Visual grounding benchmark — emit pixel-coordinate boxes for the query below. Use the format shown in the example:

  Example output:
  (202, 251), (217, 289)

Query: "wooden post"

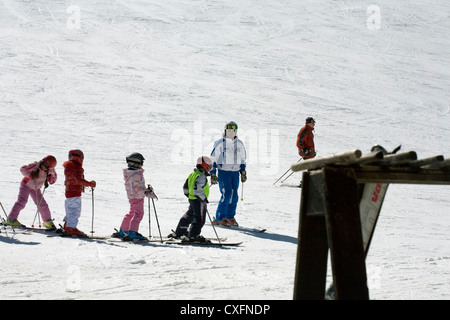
(294, 171), (329, 300)
(292, 149), (450, 300)
(323, 167), (369, 299)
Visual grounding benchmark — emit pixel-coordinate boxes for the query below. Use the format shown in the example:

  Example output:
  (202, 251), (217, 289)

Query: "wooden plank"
(354, 167), (450, 184)
(376, 151), (417, 165)
(323, 167), (369, 300)
(291, 150), (362, 172)
(405, 155), (444, 168)
(351, 151), (384, 165)
(422, 158), (450, 170)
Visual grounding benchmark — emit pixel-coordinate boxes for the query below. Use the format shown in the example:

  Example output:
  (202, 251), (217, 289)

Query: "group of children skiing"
(2, 121), (252, 242)
(4, 150), (97, 237)
(3, 118), (315, 242)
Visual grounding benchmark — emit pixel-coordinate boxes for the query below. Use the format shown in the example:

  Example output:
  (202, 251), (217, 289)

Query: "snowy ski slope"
(0, 0), (449, 300)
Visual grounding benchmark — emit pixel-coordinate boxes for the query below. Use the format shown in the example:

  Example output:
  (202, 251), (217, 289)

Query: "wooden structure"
(291, 149), (450, 300)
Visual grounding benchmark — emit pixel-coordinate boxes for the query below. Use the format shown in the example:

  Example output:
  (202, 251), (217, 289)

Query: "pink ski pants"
(120, 198), (144, 232)
(8, 183), (52, 222)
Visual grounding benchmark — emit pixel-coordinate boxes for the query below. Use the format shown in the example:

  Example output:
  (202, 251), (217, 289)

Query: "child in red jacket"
(62, 149), (96, 236)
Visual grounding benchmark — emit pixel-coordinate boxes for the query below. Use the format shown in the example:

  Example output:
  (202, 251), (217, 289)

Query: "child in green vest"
(169, 156), (213, 242)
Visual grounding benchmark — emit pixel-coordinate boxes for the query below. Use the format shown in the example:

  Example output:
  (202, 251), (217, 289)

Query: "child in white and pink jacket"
(7, 156), (58, 230)
(118, 152), (156, 240)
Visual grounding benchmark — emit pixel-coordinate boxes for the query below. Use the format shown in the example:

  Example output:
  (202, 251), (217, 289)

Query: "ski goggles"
(225, 124), (238, 130)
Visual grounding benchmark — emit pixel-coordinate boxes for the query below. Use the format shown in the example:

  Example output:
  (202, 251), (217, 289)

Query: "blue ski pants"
(215, 170), (240, 221)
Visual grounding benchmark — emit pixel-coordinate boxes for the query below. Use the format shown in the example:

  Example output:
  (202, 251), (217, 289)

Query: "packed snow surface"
(0, 0), (449, 300)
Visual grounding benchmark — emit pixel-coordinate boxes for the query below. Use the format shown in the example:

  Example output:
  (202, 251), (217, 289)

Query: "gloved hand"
(31, 169), (40, 179)
(303, 149), (316, 157)
(210, 174), (218, 185)
(145, 186), (157, 199)
(240, 171), (247, 182)
(88, 181), (96, 188)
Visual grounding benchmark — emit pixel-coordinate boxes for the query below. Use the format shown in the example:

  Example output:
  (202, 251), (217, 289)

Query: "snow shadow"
(0, 235), (40, 246)
(250, 231), (297, 244)
(220, 228), (297, 244)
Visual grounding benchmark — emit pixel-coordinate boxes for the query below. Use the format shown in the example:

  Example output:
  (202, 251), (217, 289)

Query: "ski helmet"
(126, 152), (145, 169)
(41, 155), (57, 168)
(224, 121), (238, 131)
(69, 149), (84, 160)
(68, 149), (84, 165)
(305, 117), (315, 124)
(196, 156), (213, 173)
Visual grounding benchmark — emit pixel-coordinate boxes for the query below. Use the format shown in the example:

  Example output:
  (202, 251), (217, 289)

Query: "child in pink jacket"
(118, 152), (156, 240)
(7, 156), (58, 230)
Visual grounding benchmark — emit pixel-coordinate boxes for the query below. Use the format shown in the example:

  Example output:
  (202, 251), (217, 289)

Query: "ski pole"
(0, 201), (15, 234)
(240, 183), (244, 201)
(32, 180), (47, 227)
(151, 198), (163, 243)
(0, 216), (8, 236)
(147, 184), (153, 238)
(280, 158), (304, 184)
(33, 179), (40, 227)
(273, 167), (291, 185)
(0, 201), (9, 220)
(273, 159), (302, 185)
(90, 187), (95, 235)
(205, 207), (222, 246)
(147, 184), (162, 241)
(281, 169), (296, 183)
(147, 196), (151, 238)
(0, 218), (7, 236)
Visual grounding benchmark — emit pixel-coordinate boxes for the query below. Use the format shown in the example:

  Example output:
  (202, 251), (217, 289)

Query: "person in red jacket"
(62, 149), (96, 236)
(296, 117), (316, 159)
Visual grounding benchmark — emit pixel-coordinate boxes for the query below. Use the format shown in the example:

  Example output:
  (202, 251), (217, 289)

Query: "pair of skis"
(1, 223), (242, 246)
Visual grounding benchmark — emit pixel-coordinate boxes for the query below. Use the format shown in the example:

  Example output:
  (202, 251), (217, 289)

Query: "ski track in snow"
(0, 0), (449, 300)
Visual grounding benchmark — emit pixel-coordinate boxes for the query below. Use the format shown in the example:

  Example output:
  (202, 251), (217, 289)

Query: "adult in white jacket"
(210, 121), (247, 226)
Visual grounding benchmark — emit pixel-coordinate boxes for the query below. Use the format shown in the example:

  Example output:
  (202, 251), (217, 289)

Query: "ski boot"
(62, 226), (88, 238)
(212, 218), (230, 227)
(5, 219), (24, 227)
(167, 230), (187, 239)
(181, 234), (211, 243)
(123, 231), (147, 241)
(43, 220), (56, 231)
(111, 228), (127, 238)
